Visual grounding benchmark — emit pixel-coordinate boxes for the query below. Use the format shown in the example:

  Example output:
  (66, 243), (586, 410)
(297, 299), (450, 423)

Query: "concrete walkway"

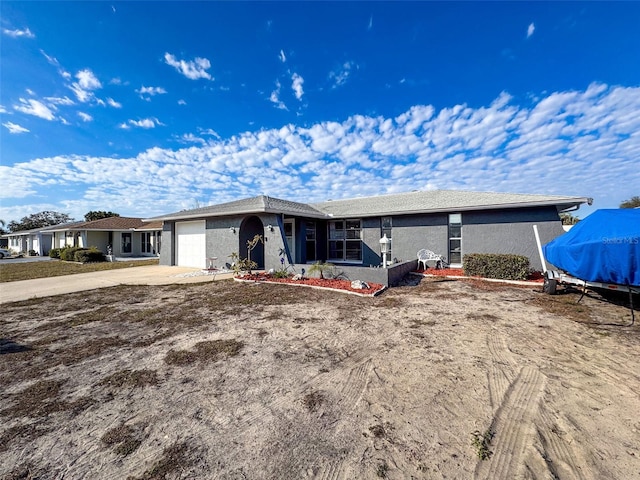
(0, 266), (234, 304)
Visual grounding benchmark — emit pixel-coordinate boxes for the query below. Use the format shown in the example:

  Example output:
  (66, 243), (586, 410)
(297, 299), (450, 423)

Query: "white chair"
(417, 249), (447, 270)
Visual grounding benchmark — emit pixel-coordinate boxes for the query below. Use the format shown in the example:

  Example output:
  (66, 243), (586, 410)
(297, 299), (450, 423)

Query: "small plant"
(376, 460), (389, 478)
(246, 234), (263, 267)
(228, 252), (257, 275)
(307, 261), (335, 279)
(471, 428), (495, 460)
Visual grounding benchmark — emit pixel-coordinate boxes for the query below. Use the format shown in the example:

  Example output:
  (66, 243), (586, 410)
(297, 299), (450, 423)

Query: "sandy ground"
(1, 277), (639, 479)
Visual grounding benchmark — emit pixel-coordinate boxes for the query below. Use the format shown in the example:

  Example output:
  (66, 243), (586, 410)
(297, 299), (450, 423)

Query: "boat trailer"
(534, 225), (638, 325)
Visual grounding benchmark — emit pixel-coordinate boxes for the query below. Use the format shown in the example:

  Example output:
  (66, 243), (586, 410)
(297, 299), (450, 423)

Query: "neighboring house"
(145, 190), (592, 273)
(2, 223), (82, 256)
(3, 217), (162, 257)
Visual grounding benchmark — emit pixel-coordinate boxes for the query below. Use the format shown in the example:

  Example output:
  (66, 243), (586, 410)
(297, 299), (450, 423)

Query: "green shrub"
(74, 247), (105, 263)
(463, 253), (530, 281)
(60, 246), (83, 261)
(49, 248), (61, 259)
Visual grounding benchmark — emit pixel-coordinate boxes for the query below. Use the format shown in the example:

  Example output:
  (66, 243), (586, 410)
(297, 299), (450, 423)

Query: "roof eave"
(143, 207), (329, 222)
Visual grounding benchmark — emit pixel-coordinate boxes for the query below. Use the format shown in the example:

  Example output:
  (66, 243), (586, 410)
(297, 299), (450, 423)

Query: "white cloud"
(178, 99), (187, 105)
(368, 15), (373, 31)
(76, 69), (102, 90)
(13, 98), (56, 120)
(164, 53), (213, 80)
(269, 80), (288, 110)
(2, 83), (639, 220)
(119, 118), (163, 129)
(527, 22), (535, 38)
(41, 50), (71, 78)
(200, 128), (221, 139)
(291, 73), (304, 100)
(0, 105), (8, 114)
(69, 69), (102, 102)
(179, 133), (206, 145)
(106, 98), (122, 108)
(329, 61), (358, 88)
(78, 112), (93, 122)
(2, 27), (35, 38)
(279, 49), (287, 63)
(136, 85), (167, 99)
(45, 96), (74, 106)
(2, 122), (30, 134)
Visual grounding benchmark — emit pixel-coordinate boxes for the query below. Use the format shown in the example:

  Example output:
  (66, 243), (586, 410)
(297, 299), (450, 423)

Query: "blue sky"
(1, 1), (639, 223)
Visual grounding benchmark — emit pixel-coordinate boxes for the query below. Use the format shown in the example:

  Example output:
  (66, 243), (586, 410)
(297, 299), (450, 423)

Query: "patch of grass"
(101, 423), (146, 456)
(60, 336), (129, 366)
(0, 258), (159, 282)
(2, 463), (48, 480)
(409, 318), (437, 328)
(471, 428), (495, 460)
(0, 423), (51, 453)
(376, 460), (389, 478)
(165, 339), (243, 366)
(528, 292), (591, 323)
(130, 441), (194, 480)
(98, 369), (159, 389)
(302, 391), (324, 412)
(2, 379), (65, 418)
(467, 312), (500, 322)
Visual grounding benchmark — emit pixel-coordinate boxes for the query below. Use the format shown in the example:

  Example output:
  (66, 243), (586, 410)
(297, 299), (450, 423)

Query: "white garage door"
(176, 221), (206, 268)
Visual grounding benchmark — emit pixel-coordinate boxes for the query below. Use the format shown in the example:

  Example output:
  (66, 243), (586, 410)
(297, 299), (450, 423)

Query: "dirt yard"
(1, 277), (639, 479)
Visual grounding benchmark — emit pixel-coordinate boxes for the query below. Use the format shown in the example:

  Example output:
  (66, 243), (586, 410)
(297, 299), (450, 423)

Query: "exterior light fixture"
(266, 225), (274, 232)
(379, 233), (391, 269)
(229, 226), (236, 234)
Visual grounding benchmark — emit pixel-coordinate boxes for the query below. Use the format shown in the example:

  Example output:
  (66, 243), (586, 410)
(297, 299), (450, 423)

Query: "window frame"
(327, 219), (362, 263)
(448, 213), (462, 267)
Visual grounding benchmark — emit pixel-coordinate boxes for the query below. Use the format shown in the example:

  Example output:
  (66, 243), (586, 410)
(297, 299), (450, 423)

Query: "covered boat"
(543, 209), (640, 287)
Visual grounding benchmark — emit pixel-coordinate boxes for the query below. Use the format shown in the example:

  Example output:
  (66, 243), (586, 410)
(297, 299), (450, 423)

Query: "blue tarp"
(543, 209), (640, 287)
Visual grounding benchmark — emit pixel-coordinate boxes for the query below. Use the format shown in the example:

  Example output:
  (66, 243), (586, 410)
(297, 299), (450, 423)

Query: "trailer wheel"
(543, 272), (557, 295)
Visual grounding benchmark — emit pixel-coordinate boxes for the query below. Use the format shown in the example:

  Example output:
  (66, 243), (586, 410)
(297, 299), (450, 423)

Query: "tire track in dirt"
(314, 461), (344, 480)
(531, 404), (593, 480)
(475, 365), (547, 480)
(486, 332), (517, 410)
(337, 359), (372, 412)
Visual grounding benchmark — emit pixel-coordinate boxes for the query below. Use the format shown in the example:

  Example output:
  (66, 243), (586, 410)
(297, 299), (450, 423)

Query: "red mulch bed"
(415, 268), (544, 283)
(236, 273), (385, 296)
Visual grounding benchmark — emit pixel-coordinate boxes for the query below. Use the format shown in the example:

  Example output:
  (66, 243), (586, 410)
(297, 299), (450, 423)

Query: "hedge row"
(49, 246), (105, 263)
(463, 253), (530, 281)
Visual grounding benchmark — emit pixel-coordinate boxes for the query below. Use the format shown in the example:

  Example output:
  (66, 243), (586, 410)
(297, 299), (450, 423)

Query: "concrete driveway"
(0, 266), (234, 304)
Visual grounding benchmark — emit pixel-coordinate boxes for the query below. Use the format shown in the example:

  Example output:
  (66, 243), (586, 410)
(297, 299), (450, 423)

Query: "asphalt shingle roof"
(311, 190), (591, 217)
(145, 190), (592, 222)
(146, 195), (327, 221)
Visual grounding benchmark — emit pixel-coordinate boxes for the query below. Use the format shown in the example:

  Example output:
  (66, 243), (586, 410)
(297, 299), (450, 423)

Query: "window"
(305, 221), (316, 262)
(122, 232), (132, 253)
(449, 213), (462, 266)
(141, 232), (152, 254)
(328, 219), (362, 262)
(381, 217), (392, 263)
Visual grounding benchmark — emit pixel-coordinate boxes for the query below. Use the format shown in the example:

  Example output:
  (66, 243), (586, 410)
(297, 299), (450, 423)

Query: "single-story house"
(3, 217), (163, 257)
(145, 190), (592, 278)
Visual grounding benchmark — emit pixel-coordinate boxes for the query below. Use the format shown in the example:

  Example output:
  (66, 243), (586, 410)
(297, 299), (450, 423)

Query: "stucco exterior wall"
(86, 231), (109, 253)
(389, 214), (449, 264)
(158, 206), (567, 273)
(462, 207), (565, 271)
(205, 214), (288, 271)
(159, 222), (174, 265)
